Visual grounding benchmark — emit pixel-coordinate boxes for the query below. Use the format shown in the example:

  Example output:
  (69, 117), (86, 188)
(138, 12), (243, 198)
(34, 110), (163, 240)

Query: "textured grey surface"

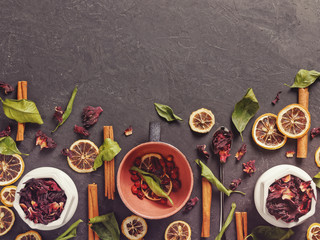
(0, 0), (320, 239)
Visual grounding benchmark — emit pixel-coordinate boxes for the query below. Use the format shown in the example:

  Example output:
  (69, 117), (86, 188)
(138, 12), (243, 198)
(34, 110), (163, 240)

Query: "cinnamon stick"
(16, 81), (27, 141)
(235, 212), (244, 240)
(88, 183), (99, 240)
(242, 212), (248, 238)
(201, 178), (212, 238)
(103, 126), (115, 199)
(297, 88), (309, 158)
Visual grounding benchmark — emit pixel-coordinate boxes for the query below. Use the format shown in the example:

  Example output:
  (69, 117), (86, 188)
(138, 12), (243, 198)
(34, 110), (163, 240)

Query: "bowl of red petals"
(117, 142), (193, 219)
(13, 167), (78, 231)
(254, 164), (317, 228)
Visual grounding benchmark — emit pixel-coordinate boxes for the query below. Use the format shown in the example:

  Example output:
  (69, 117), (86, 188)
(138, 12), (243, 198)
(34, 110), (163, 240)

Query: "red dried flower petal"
(311, 128), (320, 139)
(282, 175), (291, 183)
(35, 130), (57, 150)
(272, 91), (282, 105)
(197, 145), (210, 159)
(285, 151), (295, 158)
(124, 126), (133, 136)
(229, 178), (242, 191)
(0, 82), (14, 94)
(282, 188), (296, 201)
(183, 197), (199, 213)
(82, 106), (103, 128)
(74, 125), (90, 137)
(61, 148), (73, 158)
(53, 106), (64, 123)
(235, 143), (247, 161)
(212, 128), (233, 163)
(0, 126), (11, 137)
(242, 160), (256, 176)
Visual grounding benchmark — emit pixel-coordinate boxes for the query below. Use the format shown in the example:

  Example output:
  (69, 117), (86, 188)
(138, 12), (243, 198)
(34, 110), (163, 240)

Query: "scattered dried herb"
(74, 125), (90, 137)
(52, 86), (78, 133)
(0, 82), (14, 94)
(154, 103), (182, 122)
(285, 151), (295, 158)
(245, 226), (294, 240)
(243, 160), (256, 176)
(195, 159), (245, 196)
(235, 143), (247, 161)
(124, 126), (133, 136)
(35, 130), (57, 150)
(55, 219), (83, 240)
(0, 126), (11, 137)
(197, 144), (209, 159)
(19, 178), (67, 225)
(212, 127), (233, 163)
(183, 197), (199, 213)
(271, 91), (282, 105)
(215, 202), (236, 240)
(312, 172), (320, 189)
(89, 212), (120, 240)
(0, 98), (43, 124)
(61, 148), (73, 158)
(310, 128), (320, 139)
(82, 106), (103, 128)
(0, 136), (28, 155)
(93, 138), (121, 170)
(285, 69), (320, 88)
(232, 88), (259, 140)
(229, 178), (242, 191)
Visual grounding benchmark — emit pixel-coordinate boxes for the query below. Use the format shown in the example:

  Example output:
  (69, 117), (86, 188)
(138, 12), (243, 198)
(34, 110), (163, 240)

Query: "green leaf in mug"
(232, 88), (259, 140)
(245, 226), (294, 240)
(0, 136), (28, 155)
(285, 69), (320, 88)
(93, 138), (121, 170)
(0, 98), (43, 124)
(154, 103), (182, 122)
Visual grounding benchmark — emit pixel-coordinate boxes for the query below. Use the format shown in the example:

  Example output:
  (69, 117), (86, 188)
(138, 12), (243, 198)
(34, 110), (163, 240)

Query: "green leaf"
(195, 159), (245, 196)
(215, 202), (236, 240)
(52, 86), (78, 132)
(154, 103), (182, 121)
(313, 172), (320, 189)
(0, 98), (43, 124)
(89, 213), (120, 240)
(0, 136), (28, 156)
(232, 88), (259, 140)
(245, 226), (294, 240)
(130, 166), (161, 185)
(285, 69), (320, 88)
(55, 219), (83, 240)
(93, 138), (121, 170)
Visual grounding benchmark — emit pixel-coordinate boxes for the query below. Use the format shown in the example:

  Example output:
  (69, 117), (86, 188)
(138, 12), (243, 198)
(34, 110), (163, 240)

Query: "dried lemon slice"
(307, 223), (320, 240)
(165, 220), (191, 240)
(189, 108), (215, 133)
(0, 185), (17, 207)
(277, 104), (311, 139)
(0, 206), (15, 236)
(315, 147), (320, 168)
(0, 154), (24, 186)
(121, 215), (147, 240)
(252, 113), (287, 150)
(15, 230), (42, 240)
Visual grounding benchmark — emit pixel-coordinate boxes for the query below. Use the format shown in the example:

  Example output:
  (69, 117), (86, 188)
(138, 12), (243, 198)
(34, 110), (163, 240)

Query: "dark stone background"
(0, 0), (319, 239)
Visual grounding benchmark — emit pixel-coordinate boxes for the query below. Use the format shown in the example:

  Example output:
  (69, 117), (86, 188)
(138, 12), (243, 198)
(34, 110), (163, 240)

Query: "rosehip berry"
(131, 185), (138, 195)
(141, 184), (148, 190)
(131, 175), (140, 182)
(137, 191), (144, 199)
(166, 162), (174, 170)
(160, 198), (167, 205)
(130, 170), (137, 175)
(134, 181), (141, 188)
(167, 155), (174, 162)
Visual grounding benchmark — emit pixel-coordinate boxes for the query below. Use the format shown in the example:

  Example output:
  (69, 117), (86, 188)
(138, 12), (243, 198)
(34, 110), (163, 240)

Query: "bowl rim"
(117, 141), (194, 219)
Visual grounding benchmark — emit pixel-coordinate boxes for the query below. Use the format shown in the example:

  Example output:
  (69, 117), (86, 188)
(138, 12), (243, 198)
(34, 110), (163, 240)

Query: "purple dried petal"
(0, 126), (11, 137)
(272, 91), (282, 105)
(229, 178), (242, 191)
(53, 106), (64, 123)
(35, 130), (57, 150)
(183, 197), (199, 213)
(235, 143), (247, 161)
(124, 126), (133, 136)
(212, 128), (233, 163)
(311, 128), (320, 139)
(242, 160), (256, 176)
(0, 82), (14, 94)
(74, 125), (90, 137)
(61, 148), (73, 158)
(82, 106), (103, 128)
(197, 145), (210, 159)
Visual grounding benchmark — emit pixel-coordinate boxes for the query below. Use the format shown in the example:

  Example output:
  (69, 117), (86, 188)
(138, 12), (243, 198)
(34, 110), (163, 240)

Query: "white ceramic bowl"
(254, 164), (317, 228)
(13, 167), (78, 231)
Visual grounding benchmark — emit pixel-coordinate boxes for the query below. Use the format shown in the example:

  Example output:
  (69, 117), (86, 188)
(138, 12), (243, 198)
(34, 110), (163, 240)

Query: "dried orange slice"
(277, 104), (311, 139)
(139, 153), (162, 172)
(165, 220), (191, 240)
(121, 215), (147, 240)
(189, 108), (215, 133)
(0, 205), (15, 236)
(67, 140), (99, 173)
(307, 223), (320, 240)
(0, 154), (24, 186)
(0, 185), (17, 207)
(252, 113), (287, 150)
(15, 230), (42, 240)
(315, 147), (320, 168)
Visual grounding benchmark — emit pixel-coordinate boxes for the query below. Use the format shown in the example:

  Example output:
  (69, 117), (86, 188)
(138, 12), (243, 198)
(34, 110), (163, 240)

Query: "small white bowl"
(13, 167), (78, 231)
(254, 164), (317, 228)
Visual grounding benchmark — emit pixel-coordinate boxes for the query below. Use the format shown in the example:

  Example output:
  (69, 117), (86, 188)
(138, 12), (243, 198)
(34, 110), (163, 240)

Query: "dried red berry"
(229, 178), (242, 191)
(137, 191), (144, 199)
(82, 106), (103, 128)
(183, 197), (199, 213)
(53, 106), (64, 123)
(130, 170), (137, 175)
(311, 128), (320, 139)
(197, 145), (210, 159)
(131, 175), (140, 182)
(141, 184), (148, 190)
(134, 181), (141, 188)
(35, 130), (57, 150)
(124, 126), (133, 136)
(242, 160), (256, 176)
(235, 144), (247, 161)
(272, 91), (282, 105)
(167, 155), (173, 162)
(131, 185), (138, 195)
(160, 198), (167, 205)
(74, 125), (90, 137)
(166, 161), (175, 170)
(0, 126), (11, 137)
(0, 82), (14, 94)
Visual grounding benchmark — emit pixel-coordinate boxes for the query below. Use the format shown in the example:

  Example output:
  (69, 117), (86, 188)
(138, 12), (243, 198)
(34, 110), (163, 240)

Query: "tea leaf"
(215, 203), (236, 240)
(89, 212), (120, 240)
(232, 88), (259, 140)
(0, 136), (28, 155)
(93, 138), (121, 170)
(245, 226), (294, 240)
(285, 69), (320, 88)
(55, 219), (83, 240)
(52, 86), (78, 132)
(0, 98), (43, 124)
(130, 166), (161, 185)
(313, 172), (320, 189)
(154, 103), (182, 121)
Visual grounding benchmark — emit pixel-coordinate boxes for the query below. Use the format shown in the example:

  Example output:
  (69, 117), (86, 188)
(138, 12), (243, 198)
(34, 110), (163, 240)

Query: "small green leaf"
(154, 103), (182, 121)
(130, 166), (161, 185)
(215, 203), (236, 240)
(55, 219), (83, 240)
(245, 226), (294, 240)
(93, 138), (121, 170)
(285, 69), (320, 88)
(89, 213), (120, 240)
(52, 86), (78, 133)
(313, 172), (320, 189)
(0, 98), (43, 124)
(0, 136), (28, 156)
(232, 88), (259, 140)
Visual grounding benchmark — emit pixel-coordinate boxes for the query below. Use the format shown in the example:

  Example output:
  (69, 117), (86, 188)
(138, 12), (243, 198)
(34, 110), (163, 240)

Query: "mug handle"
(149, 121), (160, 142)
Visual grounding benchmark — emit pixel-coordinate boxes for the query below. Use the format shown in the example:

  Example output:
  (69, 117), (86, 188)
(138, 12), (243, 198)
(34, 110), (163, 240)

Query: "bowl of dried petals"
(13, 167), (78, 231)
(254, 164), (317, 228)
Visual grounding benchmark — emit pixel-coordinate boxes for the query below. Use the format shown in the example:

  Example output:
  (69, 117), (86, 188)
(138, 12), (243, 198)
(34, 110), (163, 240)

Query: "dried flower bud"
(197, 145), (209, 159)
(74, 125), (90, 137)
(124, 126), (133, 136)
(61, 148), (73, 158)
(53, 106), (64, 123)
(0, 126), (11, 137)
(235, 143), (247, 161)
(286, 151), (295, 158)
(35, 130), (57, 150)
(183, 197), (199, 213)
(229, 178), (242, 191)
(82, 106), (103, 128)
(0, 82), (14, 94)
(311, 128), (320, 139)
(243, 160), (256, 176)
(272, 91), (282, 105)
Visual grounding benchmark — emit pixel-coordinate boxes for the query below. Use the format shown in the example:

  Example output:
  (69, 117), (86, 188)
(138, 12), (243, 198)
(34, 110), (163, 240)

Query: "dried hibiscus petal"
(61, 148), (73, 158)
(183, 196), (199, 213)
(124, 126), (133, 136)
(229, 178), (242, 191)
(82, 106), (103, 128)
(242, 160), (256, 176)
(235, 143), (246, 161)
(311, 128), (320, 139)
(53, 106), (64, 123)
(272, 91), (282, 105)
(197, 145), (209, 159)
(286, 151), (295, 158)
(0, 82), (14, 94)
(74, 125), (90, 137)
(0, 126), (11, 137)
(35, 130), (57, 150)
(212, 127), (233, 163)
